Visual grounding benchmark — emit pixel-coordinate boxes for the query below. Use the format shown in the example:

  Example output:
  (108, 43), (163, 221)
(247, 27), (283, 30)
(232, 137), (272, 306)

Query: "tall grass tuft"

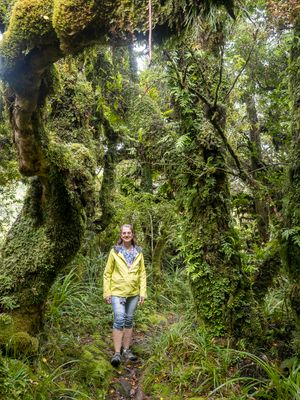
(142, 319), (236, 398)
(211, 351), (300, 400)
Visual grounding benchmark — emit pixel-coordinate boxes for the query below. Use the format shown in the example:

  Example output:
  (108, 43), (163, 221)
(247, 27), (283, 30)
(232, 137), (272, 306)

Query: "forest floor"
(106, 329), (150, 400)
(105, 313), (179, 400)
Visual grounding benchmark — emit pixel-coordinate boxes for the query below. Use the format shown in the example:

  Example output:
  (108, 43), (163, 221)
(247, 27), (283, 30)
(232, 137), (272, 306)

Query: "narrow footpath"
(106, 329), (150, 400)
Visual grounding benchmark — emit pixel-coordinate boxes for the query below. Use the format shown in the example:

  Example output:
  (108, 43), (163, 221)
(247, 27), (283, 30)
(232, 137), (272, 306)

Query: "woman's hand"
(139, 296), (145, 305)
(105, 296), (112, 304)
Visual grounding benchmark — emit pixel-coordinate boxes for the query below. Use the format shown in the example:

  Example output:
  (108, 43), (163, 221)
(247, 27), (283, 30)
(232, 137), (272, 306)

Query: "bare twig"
(224, 30), (258, 101)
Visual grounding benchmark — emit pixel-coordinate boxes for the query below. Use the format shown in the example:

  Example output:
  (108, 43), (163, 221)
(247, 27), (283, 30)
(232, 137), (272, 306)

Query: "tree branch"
(224, 31), (258, 101)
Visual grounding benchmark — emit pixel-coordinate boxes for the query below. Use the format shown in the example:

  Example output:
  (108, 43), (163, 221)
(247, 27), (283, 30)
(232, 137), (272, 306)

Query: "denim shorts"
(111, 295), (139, 330)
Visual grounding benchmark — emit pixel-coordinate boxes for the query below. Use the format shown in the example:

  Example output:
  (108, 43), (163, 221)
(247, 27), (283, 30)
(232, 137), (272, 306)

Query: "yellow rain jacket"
(103, 246), (147, 299)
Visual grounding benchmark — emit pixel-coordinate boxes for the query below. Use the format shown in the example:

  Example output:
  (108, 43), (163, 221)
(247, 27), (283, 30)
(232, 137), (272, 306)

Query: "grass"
(0, 246), (113, 400)
(210, 351), (300, 400)
(0, 245), (300, 399)
(142, 319), (237, 399)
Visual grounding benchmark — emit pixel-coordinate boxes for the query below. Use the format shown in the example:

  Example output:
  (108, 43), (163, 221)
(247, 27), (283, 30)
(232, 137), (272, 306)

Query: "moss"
(0, 203), (53, 305)
(0, 319), (39, 356)
(147, 313), (167, 325)
(53, 0), (97, 52)
(8, 332), (39, 355)
(76, 344), (113, 389)
(0, 314), (13, 327)
(91, 333), (107, 350)
(53, 0), (95, 35)
(47, 142), (96, 219)
(1, 0), (53, 66)
(150, 383), (176, 398)
(48, 142), (95, 176)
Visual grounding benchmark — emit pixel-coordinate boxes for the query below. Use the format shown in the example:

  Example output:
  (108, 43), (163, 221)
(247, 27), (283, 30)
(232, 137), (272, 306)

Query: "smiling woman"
(103, 224), (147, 367)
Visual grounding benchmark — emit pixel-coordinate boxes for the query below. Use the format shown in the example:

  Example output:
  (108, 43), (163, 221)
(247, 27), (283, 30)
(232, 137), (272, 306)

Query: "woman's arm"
(139, 253), (147, 300)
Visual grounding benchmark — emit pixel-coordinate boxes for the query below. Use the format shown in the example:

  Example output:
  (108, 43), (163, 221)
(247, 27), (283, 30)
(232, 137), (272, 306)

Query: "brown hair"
(117, 224), (137, 246)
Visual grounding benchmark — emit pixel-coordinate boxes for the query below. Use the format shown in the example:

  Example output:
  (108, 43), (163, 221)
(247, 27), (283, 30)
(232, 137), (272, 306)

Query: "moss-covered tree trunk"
(166, 49), (257, 339)
(0, 0), (111, 352)
(284, 14), (300, 326)
(185, 115), (255, 338)
(0, 64), (97, 350)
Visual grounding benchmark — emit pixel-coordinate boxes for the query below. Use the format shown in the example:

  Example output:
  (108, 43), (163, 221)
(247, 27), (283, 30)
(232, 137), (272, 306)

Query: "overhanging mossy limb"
(0, 0), (54, 69)
(53, 0), (97, 50)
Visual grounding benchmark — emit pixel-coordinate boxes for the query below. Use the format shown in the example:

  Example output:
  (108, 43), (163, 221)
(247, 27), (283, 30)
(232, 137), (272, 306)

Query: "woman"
(103, 224), (147, 367)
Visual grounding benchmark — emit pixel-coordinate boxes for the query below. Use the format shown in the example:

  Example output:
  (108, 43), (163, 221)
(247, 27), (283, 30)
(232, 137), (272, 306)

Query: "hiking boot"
(122, 348), (138, 362)
(111, 352), (121, 367)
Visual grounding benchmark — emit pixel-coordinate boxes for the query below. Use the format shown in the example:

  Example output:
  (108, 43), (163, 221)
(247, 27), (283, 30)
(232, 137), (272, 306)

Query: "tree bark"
(188, 112), (256, 338)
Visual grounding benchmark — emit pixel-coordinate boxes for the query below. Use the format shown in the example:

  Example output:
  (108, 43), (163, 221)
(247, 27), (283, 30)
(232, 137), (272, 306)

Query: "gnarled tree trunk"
(0, 0), (113, 352)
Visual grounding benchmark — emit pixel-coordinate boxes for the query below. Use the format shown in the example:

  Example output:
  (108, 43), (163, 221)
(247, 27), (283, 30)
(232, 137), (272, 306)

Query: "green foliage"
(142, 319), (235, 398)
(0, 358), (33, 400)
(0, 0), (299, 398)
(212, 352), (300, 400)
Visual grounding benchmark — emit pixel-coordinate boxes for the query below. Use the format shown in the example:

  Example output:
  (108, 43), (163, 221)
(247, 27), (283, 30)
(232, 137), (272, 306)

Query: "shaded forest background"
(1, 0), (300, 398)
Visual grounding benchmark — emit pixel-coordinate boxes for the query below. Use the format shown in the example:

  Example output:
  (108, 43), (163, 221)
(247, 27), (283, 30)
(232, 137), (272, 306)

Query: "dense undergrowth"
(0, 242), (299, 399)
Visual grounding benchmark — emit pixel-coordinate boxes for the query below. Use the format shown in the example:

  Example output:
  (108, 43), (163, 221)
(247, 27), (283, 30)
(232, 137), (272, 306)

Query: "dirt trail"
(106, 330), (150, 400)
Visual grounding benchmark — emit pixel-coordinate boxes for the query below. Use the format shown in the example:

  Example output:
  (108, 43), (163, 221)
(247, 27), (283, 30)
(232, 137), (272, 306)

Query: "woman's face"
(121, 226), (133, 245)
